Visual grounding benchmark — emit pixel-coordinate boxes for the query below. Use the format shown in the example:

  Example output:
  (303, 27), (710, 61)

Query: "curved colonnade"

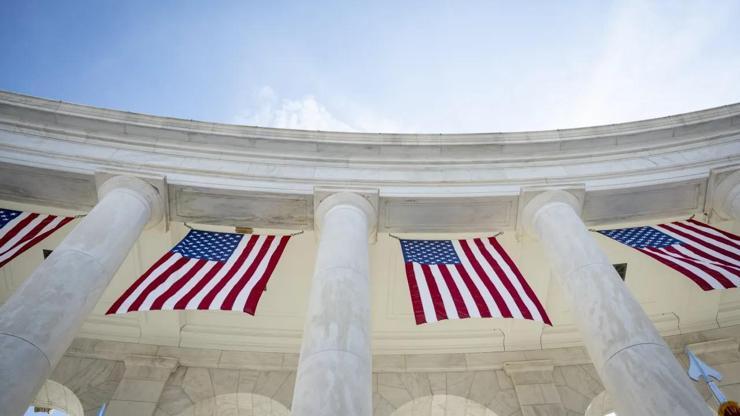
(0, 92), (738, 415)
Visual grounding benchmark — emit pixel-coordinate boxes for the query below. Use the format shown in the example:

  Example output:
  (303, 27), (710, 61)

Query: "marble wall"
(46, 325), (740, 416)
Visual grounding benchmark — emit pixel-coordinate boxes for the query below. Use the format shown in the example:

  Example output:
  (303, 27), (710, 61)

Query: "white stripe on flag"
(232, 236), (283, 312)
(466, 239), (523, 319)
(646, 248), (725, 289)
(656, 225), (740, 267)
(0, 216), (65, 263)
(185, 236), (251, 309)
(115, 253), (183, 313)
(481, 238), (543, 322)
(451, 241), (502, 318)
(684, 221), (740, 243)
(160, 260), (221, 310)
(0, 212), (30, 242)
(445, 264), (481, 318)
(0, 214), (44, 255)
(210, 235), (267, 310)
(672, 245), (740, 285)
(674, 222), (740, 260)
(412, 262), (437, 323)
(139, 258), (201, 310)
(429, 266), (459, 320)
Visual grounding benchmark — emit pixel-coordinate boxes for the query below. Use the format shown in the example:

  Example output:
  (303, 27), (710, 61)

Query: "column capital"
(518, 188), (583, 238)
(314, 189), (378, 236)
(710, 169), (740, 221)
(97, 175), (165, 228)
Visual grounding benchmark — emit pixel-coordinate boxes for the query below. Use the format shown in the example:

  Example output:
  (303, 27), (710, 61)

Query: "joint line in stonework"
(388, 231), (504, 241)
(183, 222), (304, 237)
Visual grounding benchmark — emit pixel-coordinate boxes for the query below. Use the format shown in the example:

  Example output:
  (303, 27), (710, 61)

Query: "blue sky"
(1, 1), (739, 133)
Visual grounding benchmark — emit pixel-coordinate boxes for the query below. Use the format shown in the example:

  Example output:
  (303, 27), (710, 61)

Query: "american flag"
(399, 236), (551, 325)
(598, 219), (739, 290)
(107, 229), (291, 315)
(0, 208), (73, 268)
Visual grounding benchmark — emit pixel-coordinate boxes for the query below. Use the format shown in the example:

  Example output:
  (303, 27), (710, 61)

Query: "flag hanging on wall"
(107, 229), (291, 315)
(598, 219), (740, 291)
(0, 208), (74, 268)
(399, 236), (551, 325)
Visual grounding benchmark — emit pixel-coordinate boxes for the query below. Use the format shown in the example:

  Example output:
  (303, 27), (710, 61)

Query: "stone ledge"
(65, 323), (740, 374)
(686, 338), (740, 355)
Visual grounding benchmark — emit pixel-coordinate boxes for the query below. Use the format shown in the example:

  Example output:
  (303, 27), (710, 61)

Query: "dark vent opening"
(42, 249), (53, 259)
(613, 263), (627, 281)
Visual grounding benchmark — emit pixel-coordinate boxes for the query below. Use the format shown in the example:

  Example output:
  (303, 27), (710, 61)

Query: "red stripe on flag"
(244, 235), (291, 315)
(640, 248), (714, 291)
(673, 242), (740, 273)
(474, 238), (531, 320)
(675, 221), (739, 249)
(437, 265), (470, 319)
(127, 256), (190, 312)
(0, 213), (39, 249)
(0, 216), (74, 268)
(457, 239), (512, 318)
(197, 235), (259, 309)
(10, 215), (54, 248)
(453, 263), (492, 318)
(420, 264), (448, 321)
(222, 235), (275, 310)
(687, 218), (740, 243)
(662, 246), (735, 289)
(149, 258), (209, 310)
(659, 223), (737, 262)
(405, 262), (427, 324)
(174, 261), (226, 310)
(106, 252), (176, 314)
(489, 237), (551, 325)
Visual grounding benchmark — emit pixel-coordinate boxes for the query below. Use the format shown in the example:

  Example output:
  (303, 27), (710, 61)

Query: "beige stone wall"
(48, 325), (740, 416)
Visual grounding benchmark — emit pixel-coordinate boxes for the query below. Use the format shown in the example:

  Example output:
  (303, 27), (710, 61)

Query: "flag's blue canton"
(599, 226), (681, 249)
(0, 209), (21, 229)
(172, 230), (243, 262)
(400, 239), (461, 265)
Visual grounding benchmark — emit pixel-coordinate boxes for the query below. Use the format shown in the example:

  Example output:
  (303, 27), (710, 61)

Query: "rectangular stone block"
(112, 378), (166, 402)
(105, 400), (158, 416)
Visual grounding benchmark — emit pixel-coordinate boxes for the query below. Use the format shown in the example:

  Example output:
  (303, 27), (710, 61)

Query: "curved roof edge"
(0, 90), (738, 231)
(1, 89), (740, 144)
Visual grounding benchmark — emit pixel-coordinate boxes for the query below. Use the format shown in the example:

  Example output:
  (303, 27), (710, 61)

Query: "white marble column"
(291, 192), (376, 416)
(0, 176), (163, 416)
(521, 190), (710, 416)
(713, 170), (740, 221)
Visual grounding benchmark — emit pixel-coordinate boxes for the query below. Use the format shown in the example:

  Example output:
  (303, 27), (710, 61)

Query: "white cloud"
(235, 86), (356, 132)
(234, 86), (412, 133)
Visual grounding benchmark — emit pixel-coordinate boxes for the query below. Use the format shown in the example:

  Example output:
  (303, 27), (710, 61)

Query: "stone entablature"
(0, 91), (738, 232)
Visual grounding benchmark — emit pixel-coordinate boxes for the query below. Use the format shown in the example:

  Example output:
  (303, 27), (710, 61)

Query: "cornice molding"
(64, 324), (740, 373)
(2, 90), (739, 145)
(1, 91), (738, 170)
(1, 91), (738, 229)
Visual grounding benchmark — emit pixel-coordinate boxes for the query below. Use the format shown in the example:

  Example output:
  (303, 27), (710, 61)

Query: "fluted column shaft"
(291, 193), (375, 416)
(0, 176), (162, 416)
(522, 191), (709, 416)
